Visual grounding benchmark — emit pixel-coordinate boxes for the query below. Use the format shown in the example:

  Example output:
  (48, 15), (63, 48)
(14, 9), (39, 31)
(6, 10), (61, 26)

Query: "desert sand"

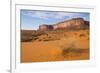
(21, 29), (89, 63)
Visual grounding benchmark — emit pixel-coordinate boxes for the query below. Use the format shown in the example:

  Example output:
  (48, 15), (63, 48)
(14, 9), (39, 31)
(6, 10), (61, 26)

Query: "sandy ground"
(21, 29), (89, 63)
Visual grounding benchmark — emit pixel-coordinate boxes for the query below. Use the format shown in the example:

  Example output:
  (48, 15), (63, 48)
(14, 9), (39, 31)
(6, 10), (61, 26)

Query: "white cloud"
(22, 10), (89, 20)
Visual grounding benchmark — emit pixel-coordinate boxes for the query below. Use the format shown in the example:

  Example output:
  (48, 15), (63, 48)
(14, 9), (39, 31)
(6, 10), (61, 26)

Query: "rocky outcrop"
(39, 24), (53, 31)
(39, 18), (89, 31)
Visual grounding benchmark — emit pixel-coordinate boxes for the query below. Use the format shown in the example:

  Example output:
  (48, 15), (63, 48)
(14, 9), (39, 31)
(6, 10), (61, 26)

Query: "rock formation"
(39, 24), (53, 31)
(39, 18), (89, 31)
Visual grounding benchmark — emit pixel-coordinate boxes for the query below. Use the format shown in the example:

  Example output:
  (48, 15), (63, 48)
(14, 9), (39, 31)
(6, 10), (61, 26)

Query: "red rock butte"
(39, 18), (89, 31)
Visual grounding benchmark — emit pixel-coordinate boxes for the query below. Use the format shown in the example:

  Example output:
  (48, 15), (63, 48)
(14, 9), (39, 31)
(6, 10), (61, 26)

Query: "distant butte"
(39, 18), (89, 31)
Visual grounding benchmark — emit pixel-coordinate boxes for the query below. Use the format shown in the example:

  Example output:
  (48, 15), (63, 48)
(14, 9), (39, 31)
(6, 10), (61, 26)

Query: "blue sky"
(21, 9), (90, 30)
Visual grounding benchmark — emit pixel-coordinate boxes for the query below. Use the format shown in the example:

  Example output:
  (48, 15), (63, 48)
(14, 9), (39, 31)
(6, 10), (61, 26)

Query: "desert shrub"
(59, 39), (79, 57)
(61, 48), (70, 56)
(21, 36), (33, 42)
(32, 30), (45, 37)
(61, 42), (89, 57)
(43, 39), (50, 41)
(60, 42), (75, 56)
(38, 39), (42, 41)
(21, 30), (33, 42)
(21, 30), (34, 35)
(41, 37), (59, 41)
(37, 33), (60, 41)
(79, 33), (85, 37)
(61, 47), (86, 57)
(61, 48), (81, 56)
(21, 30), (40, 42)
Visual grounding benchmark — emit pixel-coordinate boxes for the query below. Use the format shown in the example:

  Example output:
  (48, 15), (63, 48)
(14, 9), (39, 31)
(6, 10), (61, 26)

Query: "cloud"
(21, 10), (89, 21)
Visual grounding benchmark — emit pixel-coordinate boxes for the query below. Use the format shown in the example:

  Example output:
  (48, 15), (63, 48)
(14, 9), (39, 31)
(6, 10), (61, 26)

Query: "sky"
(21, 9), (90, 30)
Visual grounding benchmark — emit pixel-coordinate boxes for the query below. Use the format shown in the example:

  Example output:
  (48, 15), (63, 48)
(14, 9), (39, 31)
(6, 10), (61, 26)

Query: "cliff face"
(39, 18), (89, 31)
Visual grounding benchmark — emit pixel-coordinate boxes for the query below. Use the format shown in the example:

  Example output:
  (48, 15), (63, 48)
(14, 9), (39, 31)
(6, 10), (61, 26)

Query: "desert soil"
(21, 29), (89, 63)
